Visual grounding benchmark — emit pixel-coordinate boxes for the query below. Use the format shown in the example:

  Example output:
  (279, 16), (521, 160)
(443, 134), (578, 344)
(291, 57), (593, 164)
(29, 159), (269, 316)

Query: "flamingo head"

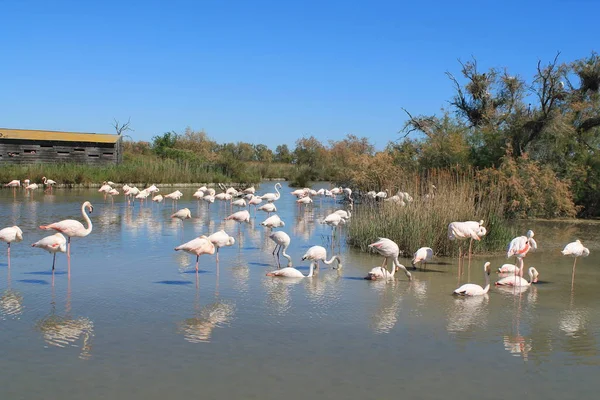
(83, 201), (93, 214)
(484, 261), (491, 275)
(227, 236), (235, 246)
(529, 267), (539, 283)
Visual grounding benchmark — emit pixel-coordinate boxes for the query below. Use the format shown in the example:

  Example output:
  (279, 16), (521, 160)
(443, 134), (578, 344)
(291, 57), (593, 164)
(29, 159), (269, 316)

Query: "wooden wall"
(0, 139), (122, 165)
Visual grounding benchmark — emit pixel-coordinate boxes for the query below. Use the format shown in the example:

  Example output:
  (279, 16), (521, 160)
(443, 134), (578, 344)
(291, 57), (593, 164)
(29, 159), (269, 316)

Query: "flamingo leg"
(272, 244), (279, 256)
(7, 242), (10, 257)
(571, 257), (578, 290)
(195, 255), (200, 272)
(52, 252), (56, 271)
(216, 248), (220, 262)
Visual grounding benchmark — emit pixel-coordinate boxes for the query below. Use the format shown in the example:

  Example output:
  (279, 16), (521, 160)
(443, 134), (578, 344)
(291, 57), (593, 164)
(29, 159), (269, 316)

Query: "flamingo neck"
(483, 271), (490, 293)
(306, 262), (314, 277)
(274, 184), (281, 200)
(323, 255), (341, 267)
(81, 203), (93, 234)
(281, 246), (292, 266)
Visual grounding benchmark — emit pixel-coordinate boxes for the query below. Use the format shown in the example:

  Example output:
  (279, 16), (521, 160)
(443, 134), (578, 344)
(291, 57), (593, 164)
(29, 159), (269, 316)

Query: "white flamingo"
(39, 201), (93, 266)
(495, 267), (539, 287)
(261, 214), (285, 229)
(366, 238), (412, 281)
(208, 230), (235, 262)
(269, 231), (292, 267)
(301, 246), (342, 269)
(453, 262), (491, 296)
(0, 226), (23, 256)
(266, 262), (315, 278)
(260, 182), (282, 202)
(561, 240), (590, 288)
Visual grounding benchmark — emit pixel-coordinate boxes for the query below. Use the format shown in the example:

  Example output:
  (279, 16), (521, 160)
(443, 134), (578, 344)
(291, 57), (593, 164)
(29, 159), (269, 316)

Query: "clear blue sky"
(1, 0), (598, 150)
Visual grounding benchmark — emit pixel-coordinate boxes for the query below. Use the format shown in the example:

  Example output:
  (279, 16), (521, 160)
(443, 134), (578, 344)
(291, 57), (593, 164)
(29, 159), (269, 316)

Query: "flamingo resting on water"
(495, 267), (539, 287)
(453, 262), (491, 296)
(39, 201), (93, 267)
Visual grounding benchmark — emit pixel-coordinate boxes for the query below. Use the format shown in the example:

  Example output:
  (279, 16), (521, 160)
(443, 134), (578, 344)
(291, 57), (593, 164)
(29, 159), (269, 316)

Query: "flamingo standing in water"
(266, 261), (315, 278)
(107, 188), (119, 204)
(561, 240), (590, 288)
(507, 230), (537, 277)
(39, 201), (93, 273)
(366, 238), (412, 281)
(322, 212), (345, 241)
(257, 203), (276, 216)
(4, 180), (20, 187)
(453, 262), (491, 296)
(261, 214), (285, 229)
(412, 247), (433, 270)
(32, 233), (67, 271)
(0, 226), (23, 256)
(174, 235), (215, 272)
(171, 208), (192, 227)
(260, 182), (282, 203)
(42, 176), (56, 192)
(208, 230), (235, 262)
(301, 246), (342, 270)
(269, 231), (292, 267)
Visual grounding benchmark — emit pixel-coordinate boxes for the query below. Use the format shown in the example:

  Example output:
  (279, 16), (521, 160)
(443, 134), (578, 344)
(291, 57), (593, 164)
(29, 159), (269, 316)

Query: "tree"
(294, 136), (326, 167)
(112, 117), (134, 137)
(275, 144), (293, 163)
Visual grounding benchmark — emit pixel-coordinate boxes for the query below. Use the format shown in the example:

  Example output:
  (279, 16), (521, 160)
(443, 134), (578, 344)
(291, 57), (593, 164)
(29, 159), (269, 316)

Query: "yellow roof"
(0, 128), (120, 144)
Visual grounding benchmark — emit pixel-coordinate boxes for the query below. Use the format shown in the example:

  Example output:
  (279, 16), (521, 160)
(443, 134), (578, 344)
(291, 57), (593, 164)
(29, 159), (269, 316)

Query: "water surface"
(0, 183), (599, 399)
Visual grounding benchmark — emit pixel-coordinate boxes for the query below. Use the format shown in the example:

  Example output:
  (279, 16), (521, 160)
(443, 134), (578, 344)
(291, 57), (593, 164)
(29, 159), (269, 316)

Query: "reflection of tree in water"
(369, 281), (404, 334)
(36, 287), (94, 360)
(178, 301), (235, 343)
(446, 294), (489, 335)
(1, 289), (24, 319)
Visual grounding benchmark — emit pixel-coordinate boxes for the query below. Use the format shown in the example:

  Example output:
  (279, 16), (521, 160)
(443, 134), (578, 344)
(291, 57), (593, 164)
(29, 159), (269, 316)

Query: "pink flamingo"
(174, 235), (215, 271)
(301, 245), (342, 269)
(0, 226), (23, 256)
(32, 233), (67, 271)
(39, 201), (93, 271)
(208, 230), (235, 262)
(225, 210), (250, 233)
(507, 230), (537, 278)
(4, 180), (20, 188)
(367, 238), (412, 280)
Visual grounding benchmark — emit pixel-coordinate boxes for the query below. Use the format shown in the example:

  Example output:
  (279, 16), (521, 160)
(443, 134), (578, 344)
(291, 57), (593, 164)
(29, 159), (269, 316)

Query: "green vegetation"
(347, 169), (516, 256)
(2, 52), (600, 223)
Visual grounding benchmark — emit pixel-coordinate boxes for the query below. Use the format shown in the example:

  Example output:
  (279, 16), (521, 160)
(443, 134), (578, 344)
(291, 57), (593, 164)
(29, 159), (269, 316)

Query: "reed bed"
(347, 169), (517, 257)
(0, 156), (297, 186)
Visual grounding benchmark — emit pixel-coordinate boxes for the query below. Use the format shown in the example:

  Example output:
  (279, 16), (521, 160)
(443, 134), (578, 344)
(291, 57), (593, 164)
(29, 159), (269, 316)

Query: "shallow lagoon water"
(0, 182), (599, 399)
